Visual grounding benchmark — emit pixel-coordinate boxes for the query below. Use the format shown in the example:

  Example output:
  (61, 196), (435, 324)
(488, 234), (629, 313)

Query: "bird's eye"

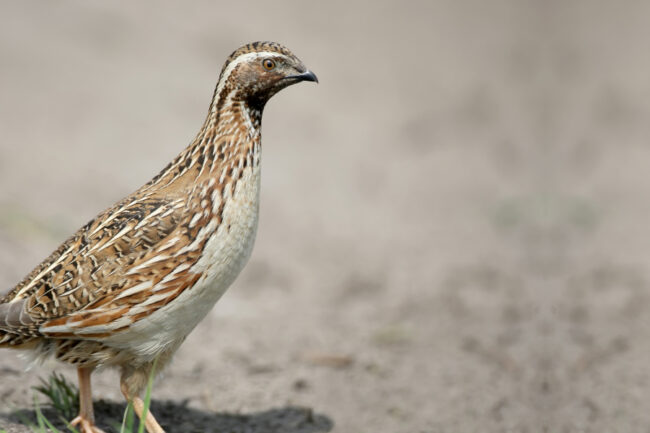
(262, 59), (276, 70)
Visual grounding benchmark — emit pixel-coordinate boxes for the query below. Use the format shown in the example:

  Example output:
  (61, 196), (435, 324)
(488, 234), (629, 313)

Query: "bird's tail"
(0, 329), (35, 348)
(0, 329), (14, 347)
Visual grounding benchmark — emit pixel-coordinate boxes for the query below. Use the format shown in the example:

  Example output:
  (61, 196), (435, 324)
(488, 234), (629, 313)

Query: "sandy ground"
(2, 0), (650, 432)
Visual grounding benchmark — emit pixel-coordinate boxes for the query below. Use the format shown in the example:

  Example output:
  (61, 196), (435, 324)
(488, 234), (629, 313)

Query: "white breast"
(103, 165), (261, 360)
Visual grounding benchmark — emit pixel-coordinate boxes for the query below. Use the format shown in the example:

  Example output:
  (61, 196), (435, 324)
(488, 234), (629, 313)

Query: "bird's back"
(0, 121), (262, 358)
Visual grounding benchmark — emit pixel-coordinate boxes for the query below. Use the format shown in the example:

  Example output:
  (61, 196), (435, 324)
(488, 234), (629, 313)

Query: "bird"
(0, 41), (317, 433)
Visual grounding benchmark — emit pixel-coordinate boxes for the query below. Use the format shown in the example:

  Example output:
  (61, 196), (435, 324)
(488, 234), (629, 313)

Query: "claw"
(70, 415), (107, 433)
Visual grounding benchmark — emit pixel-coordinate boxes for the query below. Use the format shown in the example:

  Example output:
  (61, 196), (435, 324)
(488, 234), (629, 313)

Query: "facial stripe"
(214, 51), (288, 103)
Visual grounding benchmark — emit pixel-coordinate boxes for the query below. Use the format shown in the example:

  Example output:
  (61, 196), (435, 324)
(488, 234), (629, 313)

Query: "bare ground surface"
(2, 1), (650, 432)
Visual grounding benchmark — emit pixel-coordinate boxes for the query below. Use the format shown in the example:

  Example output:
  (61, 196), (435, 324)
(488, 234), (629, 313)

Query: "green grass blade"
(59, 416), (81, 433)
(32, 371), (79, 421)
(120, 400), (135, 433)
(33, 396), (47, 432)
(28, 372), (84, 433)
(136, 358), (158, 433)
(13, 409), (39, 431)
(38, 413), (64, 433)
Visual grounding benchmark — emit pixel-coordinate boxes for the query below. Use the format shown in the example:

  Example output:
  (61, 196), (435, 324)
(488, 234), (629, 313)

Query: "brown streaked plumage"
(0, 41), (317, 433)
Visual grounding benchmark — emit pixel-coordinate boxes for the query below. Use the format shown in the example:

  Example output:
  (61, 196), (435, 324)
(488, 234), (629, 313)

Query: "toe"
(69, 416), (106, 433)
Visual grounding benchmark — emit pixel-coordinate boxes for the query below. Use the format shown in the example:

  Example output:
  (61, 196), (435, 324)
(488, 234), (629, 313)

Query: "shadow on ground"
(2, 401), (333, 433)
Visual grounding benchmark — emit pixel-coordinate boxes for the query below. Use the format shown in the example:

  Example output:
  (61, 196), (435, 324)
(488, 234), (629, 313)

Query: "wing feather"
(0, 196), (189, 339)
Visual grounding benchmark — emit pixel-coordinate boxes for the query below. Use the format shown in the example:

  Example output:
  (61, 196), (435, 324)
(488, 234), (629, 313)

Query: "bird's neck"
(211, 98), (263, 137)
(143, 97), (263, 193)
(191, 96), (264, 165)
(194, 97), (263, 157)
(205, 74), (266, 132)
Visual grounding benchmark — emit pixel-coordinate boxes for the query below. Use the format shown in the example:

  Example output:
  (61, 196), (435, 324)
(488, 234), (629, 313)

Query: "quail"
(0, 41), (317, 433)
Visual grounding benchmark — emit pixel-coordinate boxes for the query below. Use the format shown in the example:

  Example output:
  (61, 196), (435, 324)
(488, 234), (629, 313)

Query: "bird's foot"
(70, 415), (106, 433)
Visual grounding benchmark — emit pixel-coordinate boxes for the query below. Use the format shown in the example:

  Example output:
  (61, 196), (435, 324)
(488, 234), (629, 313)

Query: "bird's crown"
(224, 41), (300, 67)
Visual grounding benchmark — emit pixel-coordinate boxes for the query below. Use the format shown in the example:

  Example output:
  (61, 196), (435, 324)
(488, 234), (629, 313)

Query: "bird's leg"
(70, 366), (106, 433)
(120, 379), (166, 433)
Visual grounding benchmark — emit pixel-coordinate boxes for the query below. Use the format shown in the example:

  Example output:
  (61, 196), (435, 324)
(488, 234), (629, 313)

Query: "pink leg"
(69, 367), (106, 433)
(120, 379), (166, 433)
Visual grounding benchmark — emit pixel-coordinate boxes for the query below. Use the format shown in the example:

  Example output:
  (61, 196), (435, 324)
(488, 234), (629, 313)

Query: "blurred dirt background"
(2, 0), (650, 432)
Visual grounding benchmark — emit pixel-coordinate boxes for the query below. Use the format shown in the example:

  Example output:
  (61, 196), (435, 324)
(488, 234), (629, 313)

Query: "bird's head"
(214, 41), (318, 109)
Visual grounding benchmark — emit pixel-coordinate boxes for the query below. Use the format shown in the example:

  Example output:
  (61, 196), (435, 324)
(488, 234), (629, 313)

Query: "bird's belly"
(103, 169), (260, 360)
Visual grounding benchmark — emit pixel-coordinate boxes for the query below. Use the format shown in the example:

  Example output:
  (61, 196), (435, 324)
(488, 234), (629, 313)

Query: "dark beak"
(288, 70), (319, 83)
